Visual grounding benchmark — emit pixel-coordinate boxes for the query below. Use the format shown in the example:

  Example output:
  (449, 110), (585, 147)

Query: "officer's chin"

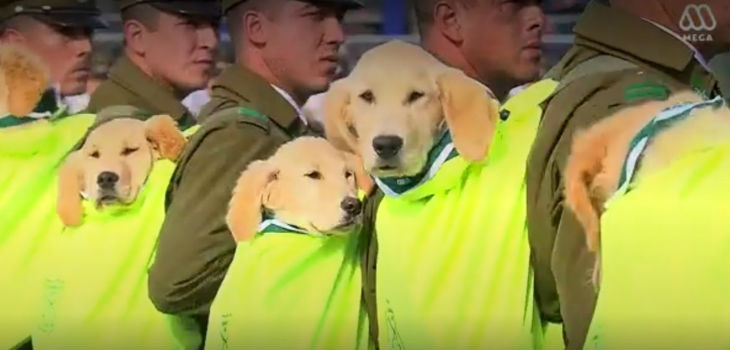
(59, 79), (88, 97)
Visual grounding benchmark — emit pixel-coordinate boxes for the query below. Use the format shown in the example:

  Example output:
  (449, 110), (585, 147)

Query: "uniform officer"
(85, 0), (220, 127)
(0, 2), (105, 349)
(526, 0), (729, 348)
(0, 0), (106, 115)
(148, 0), (362, 332)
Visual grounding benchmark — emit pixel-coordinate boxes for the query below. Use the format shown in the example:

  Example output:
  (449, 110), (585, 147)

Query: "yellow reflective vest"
(30, 126), (201, 350)
(205, 218), (370, 350)
(585, 98), (730, 349)
(0, 115), (94, 349)
(372, 80), (559, 349)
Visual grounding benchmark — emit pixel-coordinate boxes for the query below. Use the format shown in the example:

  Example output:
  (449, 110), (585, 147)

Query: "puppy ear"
(343, 151), (375, 195)
(564, 127), (604, 253)
(145, 114), (186, 161)
(323, 79), (359, 153)
(226, 160), (279, 242)
(0, 45), (50, 116)
(57, 151), (85, 227)
(436, 69), (500, 161)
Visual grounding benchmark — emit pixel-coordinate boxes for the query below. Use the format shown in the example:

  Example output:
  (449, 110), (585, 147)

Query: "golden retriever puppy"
(564, 91), (730, 284)
(56, 115), (186, 226)
(226, 136), (372, 241)
(323, 40), (499, 177)
(206, 137), (373, 349)
(0, 43), (49, 117)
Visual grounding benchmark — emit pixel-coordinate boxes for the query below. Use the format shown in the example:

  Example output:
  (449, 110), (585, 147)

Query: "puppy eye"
(345, 170), (354, 179)
(90, 151), (100, 159)
(359, 90), (374, 103)
(406, 91), (424, 104)
(305, 171), (322, 180)
(121, 147), (139, 156)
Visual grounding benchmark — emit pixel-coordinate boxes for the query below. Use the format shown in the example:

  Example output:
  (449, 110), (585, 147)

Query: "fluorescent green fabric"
(585, 143), (730, 348)
(206, 228), (369, 350)
(374, 80), (558, 349)
(0, 115), (94, 350)
(31, 157), (201, 350)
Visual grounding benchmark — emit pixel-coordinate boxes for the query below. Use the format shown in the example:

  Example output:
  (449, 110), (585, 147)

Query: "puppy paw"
(57, 203), (83, 227)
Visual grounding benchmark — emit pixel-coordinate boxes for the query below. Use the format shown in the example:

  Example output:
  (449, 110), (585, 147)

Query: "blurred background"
(91, 0), (729, 96)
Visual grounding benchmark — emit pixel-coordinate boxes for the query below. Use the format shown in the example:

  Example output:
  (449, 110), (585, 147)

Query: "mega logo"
(679, 4), (717, 42)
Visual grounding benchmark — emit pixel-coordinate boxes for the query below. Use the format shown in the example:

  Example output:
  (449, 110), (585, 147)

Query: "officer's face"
(458, 0), (544, 91)
(140, 11), (219, 94)
(6, 17), (93, 96)
(261, 1), (346, 102)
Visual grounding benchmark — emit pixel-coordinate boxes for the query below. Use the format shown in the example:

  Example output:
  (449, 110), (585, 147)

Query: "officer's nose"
(97, 171), (119, 189)
(340, 197), (362, 216)
(372, 135), (403, 159)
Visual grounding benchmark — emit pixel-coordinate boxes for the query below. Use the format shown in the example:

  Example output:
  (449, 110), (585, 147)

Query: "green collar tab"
(614, 95), (725, 200)
(374, 129), (459, 197)
(238, 106), (268, 121)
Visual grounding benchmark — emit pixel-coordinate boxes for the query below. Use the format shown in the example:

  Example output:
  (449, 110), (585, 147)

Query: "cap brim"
(40, 13), (108, 29)
(152, 2), (221, 20)
(314, 0), (364, 9)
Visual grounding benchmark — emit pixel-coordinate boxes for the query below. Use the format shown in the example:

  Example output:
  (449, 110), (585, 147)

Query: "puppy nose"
(97, 171), (119, 188)
(372, 135), (403, 159)
(340, 197), (362, 216)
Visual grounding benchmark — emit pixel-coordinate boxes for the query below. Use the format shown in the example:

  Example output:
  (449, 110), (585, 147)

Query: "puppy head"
(0, 44), (50, 116)
(324, 40), (499, 178)
(57, 115), (185, 226)
(226, 136), (371, 242)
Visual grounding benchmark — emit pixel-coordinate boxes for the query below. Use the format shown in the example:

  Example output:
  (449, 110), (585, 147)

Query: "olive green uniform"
(147, 0), (362, 339)
(85, 0), (221, 127)
(85, 56), (197, 127)
(526, 2), (722, 349)
(148, 64), (312, 318)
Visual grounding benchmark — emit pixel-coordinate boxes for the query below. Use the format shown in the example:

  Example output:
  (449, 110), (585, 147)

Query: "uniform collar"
(211, 65), (301, 131)
(107, 56), (192, 126)
(573, 1), (694, 72)
(641, 18), (712, 72)
(270, 84), (308, 126)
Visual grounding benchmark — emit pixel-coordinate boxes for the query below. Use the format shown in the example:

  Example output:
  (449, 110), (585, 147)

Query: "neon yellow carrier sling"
(30, 126), (202, 350)
(0, 114), (94, 349)
(206, 207), (370, 350)
(373, 80), (557, 350)
(585, 97), (730, 349)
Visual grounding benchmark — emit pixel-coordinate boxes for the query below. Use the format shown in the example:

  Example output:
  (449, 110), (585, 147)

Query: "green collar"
(374, 130), (459, 197)
(614, 95), (725, 200)
(258, 217), (312, 235)
(257, 216), (358, 238)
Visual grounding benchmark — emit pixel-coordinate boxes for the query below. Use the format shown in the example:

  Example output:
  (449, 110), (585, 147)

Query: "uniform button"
(500, 110), (511, 121)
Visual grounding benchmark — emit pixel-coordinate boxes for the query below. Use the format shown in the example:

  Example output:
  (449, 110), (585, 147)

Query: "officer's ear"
(123, 15), (152, 56)
(57, 151), (85, 227)
(227, 160), (279, 242)
(435, 68), (499, 162)
(323, 79), (359, 154)
(145, 114), (186, 161)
